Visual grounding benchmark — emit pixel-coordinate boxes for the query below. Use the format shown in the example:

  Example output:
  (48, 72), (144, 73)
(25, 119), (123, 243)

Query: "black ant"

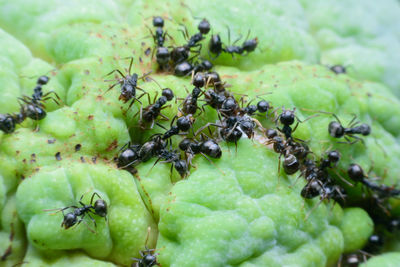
(180, 18), (210, 50)
(131, 227), (159, 267)
(329, 64), (347, 74)
(146, 16), (171, 69)
(104, 58), (151, 108)
(328, 114), (371, 144)
(151, 148), (188, 178)
(347, 163), (400, 197)
(18, 75), (60, 121)
(136, 88), (174, 128)
(158, 114), (194, 142)
(45, 192), (107, 232)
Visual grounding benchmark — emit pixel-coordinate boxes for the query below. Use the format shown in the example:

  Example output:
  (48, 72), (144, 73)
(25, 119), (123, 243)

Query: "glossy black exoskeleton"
(45, 192), (107, 232)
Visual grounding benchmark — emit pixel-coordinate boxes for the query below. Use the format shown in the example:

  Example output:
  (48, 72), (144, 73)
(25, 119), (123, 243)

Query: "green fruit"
(0, 0), (399, 266)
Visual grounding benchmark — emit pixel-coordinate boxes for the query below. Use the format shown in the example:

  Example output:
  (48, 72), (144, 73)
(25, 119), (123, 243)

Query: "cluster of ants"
(147, 16), (257, 76)
(0, 15), (399, 267)
(0, 76), (59, 134)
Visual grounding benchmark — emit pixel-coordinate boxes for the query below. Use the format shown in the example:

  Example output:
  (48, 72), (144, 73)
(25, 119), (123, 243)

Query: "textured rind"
(0, 0), (398, 266)
(360, 252), (400, 267)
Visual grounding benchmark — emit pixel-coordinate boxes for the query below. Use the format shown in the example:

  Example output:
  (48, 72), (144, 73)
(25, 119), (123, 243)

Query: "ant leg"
(304, 198), (323, 221)
(232, 33), (243, 45)
(347, 114), (359, 128)
(332, 169), (354, 187)
(104, 69), (126, 79)
(200, 152), (225, 175)
(86, 213), (97, 229)
(155, 122), (168, 130)
(194, 122), (222, 137)
(90, 192), (102, 206)
(102, 81), (121, 96)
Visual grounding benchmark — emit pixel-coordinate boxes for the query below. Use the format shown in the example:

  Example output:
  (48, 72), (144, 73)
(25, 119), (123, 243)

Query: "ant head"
(152, 16), (164, 27)
(360, 123), (371, 136)
(179, 138), (192, 151)
(205, 71), (221, 87)
(143, 254), (157, 266)
(0, 114), (16, 134)
(257, 100), (270, 113)
(162, 88), (174, 101)
(201, 60), (213, 71)
(201, 139), (222, 158)
(266, 128), (277, 139)
(174, 160), (188, 177)
(327, 150), (341, 164)
(193, 72), (205, 88)
(37, 75), (50, 85)
(198, 18), (211, 34)
(279, 109), (295, 126)
(283, 154), (300, 175)
(62, 212), (78, 229)
(301, 180), (322, 199)
(347, 163), (365, 182)
(156, 47), (170, 65)
(177, 116), (191, 131)
(94, 199), (108, 217)
(222, 97), (237, 112)
(328, 121), (344, 138)
(242, 38), (258, 53)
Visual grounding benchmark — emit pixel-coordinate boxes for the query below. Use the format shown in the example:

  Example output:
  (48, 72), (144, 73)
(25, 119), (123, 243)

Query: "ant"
(45, 192), (107, 233)
(158, 114), (194, 143)
(136, 88), (174, 128)
(329, 64), (347, 75)
(18, 75), (60, 121)
(151, 148), (188, 178)
(104, 57), (151, 109)
(242, 99), (272, 116)
(179, 18), (210, 50)
(131, 227), (159, 267)
(347, 163), (400, 197)
(275, 108), (307, 141)
(146, 16), (171, 69)
(328, 114), (371, 144)
(179, 136), (222, 167)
